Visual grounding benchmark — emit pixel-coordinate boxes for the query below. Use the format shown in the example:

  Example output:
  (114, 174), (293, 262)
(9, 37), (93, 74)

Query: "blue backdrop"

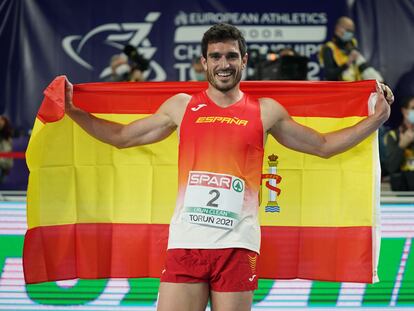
(1, 0), (413, 131)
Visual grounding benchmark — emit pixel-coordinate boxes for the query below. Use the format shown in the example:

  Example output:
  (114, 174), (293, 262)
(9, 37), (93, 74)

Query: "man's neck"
(206, 85), (243, 107)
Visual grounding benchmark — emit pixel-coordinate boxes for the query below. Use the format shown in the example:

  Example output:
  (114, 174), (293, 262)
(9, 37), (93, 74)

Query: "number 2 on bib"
(182, 171), (245, 229)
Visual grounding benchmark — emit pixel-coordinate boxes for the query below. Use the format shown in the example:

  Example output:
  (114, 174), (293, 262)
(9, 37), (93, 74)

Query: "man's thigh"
(210, 290), (253, 311)
(157, 282), (209, 311)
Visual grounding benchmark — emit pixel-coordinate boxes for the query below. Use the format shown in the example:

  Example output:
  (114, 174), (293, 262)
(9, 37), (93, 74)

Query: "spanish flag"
(23, 76), (380, 284)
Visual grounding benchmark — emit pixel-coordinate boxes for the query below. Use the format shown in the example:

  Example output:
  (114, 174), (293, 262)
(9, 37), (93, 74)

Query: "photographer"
(107, 45), (149, 82)
(123, 45), (150, 82)
(107, 53), (130, 82)
(319, 16), (383, 82)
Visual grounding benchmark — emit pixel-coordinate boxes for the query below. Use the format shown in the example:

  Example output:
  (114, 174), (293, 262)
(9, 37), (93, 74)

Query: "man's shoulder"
(258, 97), (282, 109)
(258, 97), (289, 131)
(384, 128), (399, 142)
(163, 93), (192, 109)
(159, 93), (193, 125)
(169, 93), (192, 102)
(324, 41), (337, 51)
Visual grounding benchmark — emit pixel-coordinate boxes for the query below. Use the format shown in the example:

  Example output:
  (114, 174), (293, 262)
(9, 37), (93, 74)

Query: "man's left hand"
(373, 83), (393, 123)
(379, 83), (394, 105)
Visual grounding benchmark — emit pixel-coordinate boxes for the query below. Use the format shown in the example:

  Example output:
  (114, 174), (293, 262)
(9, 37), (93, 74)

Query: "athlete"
(64, 24), (393, 311)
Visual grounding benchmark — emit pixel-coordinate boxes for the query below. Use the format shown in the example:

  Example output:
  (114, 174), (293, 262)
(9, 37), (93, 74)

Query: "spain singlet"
(167, 91), (264, 253)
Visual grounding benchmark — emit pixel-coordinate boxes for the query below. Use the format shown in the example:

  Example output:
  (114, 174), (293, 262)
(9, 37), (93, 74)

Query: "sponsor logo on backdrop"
(173, 11), (327, 81)
(62, 12), (166, 81)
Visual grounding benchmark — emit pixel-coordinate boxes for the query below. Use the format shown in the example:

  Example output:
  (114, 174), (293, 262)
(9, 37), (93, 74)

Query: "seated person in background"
(108, 45), (150, 82)
(319, 16), (383, 82)
(388, 64), (414, 128)
(383, 96), (414, 190)
(124, 45), (150, 82)
(189, 56), (207, 81)
(0, 116), (13, 183)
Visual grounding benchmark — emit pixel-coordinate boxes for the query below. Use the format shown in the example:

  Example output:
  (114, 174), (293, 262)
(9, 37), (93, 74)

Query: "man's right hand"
(65, 78), (74, 112)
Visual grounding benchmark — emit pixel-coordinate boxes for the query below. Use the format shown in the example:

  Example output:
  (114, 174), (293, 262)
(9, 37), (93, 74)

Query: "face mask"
(408, 110), (414, 124)
(190, 67), (206, 81)
(115, 63), (131, 76)
(341, 31), (354, 42)
(194, 72), (206, 81)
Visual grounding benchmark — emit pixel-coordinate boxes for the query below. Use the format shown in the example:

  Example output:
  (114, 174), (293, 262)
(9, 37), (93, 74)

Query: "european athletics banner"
(23, 76), (381, 284)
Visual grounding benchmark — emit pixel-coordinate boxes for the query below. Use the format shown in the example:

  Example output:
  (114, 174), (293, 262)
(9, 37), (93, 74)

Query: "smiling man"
(65, 23), (393, 311)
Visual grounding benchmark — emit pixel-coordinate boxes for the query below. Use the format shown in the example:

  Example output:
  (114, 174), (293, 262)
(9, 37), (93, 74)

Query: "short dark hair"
(401, 96), (414, 109)
(201, 23), (247, 58)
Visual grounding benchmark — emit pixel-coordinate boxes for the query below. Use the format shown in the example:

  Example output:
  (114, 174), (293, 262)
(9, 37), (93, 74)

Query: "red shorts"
(160, 248), (259, 292)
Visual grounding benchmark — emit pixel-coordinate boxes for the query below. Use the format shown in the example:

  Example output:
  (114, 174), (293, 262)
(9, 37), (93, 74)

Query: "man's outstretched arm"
(65, 79), (190, 148)
(262, 83), (394, 158)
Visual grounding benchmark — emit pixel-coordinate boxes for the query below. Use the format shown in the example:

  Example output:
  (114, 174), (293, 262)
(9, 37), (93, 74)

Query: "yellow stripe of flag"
(27, 114), (373, 229)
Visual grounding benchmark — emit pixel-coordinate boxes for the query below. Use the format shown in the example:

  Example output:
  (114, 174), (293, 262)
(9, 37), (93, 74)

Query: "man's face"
(335, 18), (355, 39)
(201, 40), (247, 93)
(402, 99), (414, 122)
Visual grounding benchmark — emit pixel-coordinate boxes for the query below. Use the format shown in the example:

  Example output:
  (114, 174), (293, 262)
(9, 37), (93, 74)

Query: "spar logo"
(61, 12), (166, 81)
(189, 172), (232, 190)
(189, 172), (244, 192)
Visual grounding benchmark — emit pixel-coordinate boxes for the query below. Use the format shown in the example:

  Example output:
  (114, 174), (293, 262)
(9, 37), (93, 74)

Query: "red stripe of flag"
(72, 81), (374, 117)
(23, 224), (372, 284)
(38, 78), (376, 122)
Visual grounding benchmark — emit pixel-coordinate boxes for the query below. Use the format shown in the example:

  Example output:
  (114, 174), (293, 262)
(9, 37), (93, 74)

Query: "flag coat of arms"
(23, 77), (381, 284)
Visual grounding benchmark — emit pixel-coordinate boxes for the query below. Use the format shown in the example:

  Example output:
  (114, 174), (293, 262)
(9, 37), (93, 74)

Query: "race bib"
(182, 171), (245, 229)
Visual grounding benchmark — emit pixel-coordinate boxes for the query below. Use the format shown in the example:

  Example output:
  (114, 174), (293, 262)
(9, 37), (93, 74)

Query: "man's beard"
(206, 69), (242, 93)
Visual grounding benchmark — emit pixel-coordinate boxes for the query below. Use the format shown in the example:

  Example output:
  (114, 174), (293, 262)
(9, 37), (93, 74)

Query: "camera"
(123, 45), (150, 71)
(247, 49), (309, 81)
